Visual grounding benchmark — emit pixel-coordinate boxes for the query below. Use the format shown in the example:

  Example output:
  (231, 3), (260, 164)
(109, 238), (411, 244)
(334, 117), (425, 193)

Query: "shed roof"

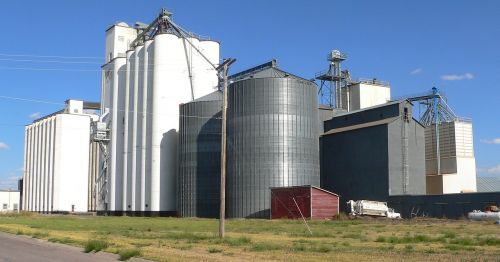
(477, 177), (500, 192)
(270, 185), (339, 197)
(229, 59), (312, 83)
(191, 90), (222, 102)
(322, 117), (399, 136)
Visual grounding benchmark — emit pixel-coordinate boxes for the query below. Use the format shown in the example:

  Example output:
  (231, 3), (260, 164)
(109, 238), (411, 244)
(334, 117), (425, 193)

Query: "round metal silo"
(227, 76), (320, 218)
(178, 91), (222, 218)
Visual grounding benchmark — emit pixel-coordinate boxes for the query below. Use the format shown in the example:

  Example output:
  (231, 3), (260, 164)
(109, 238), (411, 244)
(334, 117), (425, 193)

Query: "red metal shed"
(270, 185), (339, 220)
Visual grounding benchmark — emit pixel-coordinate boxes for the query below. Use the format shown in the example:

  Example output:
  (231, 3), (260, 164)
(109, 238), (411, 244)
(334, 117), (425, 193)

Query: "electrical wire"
(0, 53), (102, 60)
(0, 58), (102, 65)
(0, 94), (222, 120)
(0, 95), (64, 106)
(0, 66), (100, 72)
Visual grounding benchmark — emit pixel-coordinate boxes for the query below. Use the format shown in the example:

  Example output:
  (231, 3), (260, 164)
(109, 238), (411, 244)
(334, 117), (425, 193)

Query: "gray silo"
(227, 60), (321, 218)
(178, 91), (222, 218)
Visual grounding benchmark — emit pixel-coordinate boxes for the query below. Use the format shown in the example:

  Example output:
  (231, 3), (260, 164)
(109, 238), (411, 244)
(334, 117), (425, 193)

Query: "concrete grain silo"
(22, 100), (99, 213)
(100, 10), (219, 215)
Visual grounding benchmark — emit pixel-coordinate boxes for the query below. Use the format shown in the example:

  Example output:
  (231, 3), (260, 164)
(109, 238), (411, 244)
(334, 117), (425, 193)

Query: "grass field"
(0, 213), (499, 261)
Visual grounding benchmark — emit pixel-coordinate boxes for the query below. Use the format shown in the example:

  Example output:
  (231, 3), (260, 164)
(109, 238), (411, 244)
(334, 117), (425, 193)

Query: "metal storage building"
(425, 120), (477, 194)
(178, 91), (222, 218)
(226, 60), (321, 218)
(22, 100), (99, 213)
(320, 100), (426, 211)
(270, 185), (339, 220)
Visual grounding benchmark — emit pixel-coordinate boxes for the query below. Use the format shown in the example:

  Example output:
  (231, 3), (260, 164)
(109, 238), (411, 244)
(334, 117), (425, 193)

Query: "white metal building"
(425, 120), (477, 194)
(0, 190), (20, 212)
(341, 79), (391, 111)
(100, 13), (220, 214)
(22, 100), (98, 213)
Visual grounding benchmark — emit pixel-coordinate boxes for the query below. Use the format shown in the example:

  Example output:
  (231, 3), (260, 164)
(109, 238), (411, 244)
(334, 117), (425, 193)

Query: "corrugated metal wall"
(178, 92), (222, 218)
(321, 101), (426, 212)
(227, 77), (320, 218)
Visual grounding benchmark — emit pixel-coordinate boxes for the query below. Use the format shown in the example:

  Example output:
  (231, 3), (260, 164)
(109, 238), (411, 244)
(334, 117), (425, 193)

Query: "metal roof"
(229, 59), (312, 83)
(322, 117), (399, 136)
(333, 99), (409, 118)
(270, 185), (339, 197)
(477, 177), (500, 192)
(191, 90), (222, 103)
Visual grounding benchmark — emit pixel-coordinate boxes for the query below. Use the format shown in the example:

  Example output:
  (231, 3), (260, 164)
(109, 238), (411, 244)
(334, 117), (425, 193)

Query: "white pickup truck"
(347, 200), (401, 219)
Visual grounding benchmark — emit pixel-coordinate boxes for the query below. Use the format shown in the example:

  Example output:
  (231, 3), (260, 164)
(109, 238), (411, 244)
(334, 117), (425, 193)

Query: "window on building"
(403, 107), (409, 122)
(2, 204), (7, 210)
(13, 204), (18, 211)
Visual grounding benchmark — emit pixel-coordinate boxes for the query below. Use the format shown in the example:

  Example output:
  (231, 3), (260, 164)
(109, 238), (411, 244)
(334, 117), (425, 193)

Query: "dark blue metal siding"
(178, 95), (222, 218)
(320, 124), (390, 211)
(389, 192), (500, 218)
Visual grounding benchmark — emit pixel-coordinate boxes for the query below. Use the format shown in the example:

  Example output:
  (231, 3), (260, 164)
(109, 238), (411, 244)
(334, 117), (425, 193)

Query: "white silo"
(122, 49), (133, 212)
(126, 49), (136, 212)
(132, 45), (144, 211)
(195, 40), (220, 97)
(151, 33), (187, 212)
(100, 10), (219, 215)
(101, 57), (127, 212)
(140, 39), (154, 212)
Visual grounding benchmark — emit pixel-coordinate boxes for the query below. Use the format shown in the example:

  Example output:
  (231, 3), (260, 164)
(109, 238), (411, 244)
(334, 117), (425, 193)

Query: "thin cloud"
(477, 165), (500, 176)
(441, 73), (474, 81)
(29, 112), (41, 119)
(0, 142), (9, 150)
(0, 174), (21, 190)
(481, 138), (500, 144)
(410, 68), (422, 75)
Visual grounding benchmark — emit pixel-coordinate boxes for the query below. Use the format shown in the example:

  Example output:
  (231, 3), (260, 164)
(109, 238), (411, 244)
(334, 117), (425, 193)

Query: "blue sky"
(0, 0), (499, 189)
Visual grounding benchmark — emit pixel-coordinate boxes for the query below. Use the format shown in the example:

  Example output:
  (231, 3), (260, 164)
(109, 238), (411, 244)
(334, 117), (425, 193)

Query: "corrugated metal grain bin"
(227, 61), (320, 218)
(178, 91), (222, 218)
(270, 185), (339, 219)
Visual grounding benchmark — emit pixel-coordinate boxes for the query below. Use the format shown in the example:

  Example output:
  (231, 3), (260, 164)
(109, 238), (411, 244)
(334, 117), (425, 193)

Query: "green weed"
(84, 239), (108, 253)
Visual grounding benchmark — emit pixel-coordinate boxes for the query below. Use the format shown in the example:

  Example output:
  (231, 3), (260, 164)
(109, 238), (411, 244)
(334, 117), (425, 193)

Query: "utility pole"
(218, 58), (235, 238)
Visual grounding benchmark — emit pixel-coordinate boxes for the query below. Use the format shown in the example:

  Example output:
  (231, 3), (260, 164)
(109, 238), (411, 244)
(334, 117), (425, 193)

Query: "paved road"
(0, 232), (147, 262)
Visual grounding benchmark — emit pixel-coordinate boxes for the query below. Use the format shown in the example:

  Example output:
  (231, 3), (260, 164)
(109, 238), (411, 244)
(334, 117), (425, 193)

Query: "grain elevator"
(99, 9), (219, 214)
(22, 100), (99, 213)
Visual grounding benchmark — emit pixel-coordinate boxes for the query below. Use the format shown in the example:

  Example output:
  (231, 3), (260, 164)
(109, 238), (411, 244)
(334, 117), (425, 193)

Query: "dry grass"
(0, 213), (499, 261)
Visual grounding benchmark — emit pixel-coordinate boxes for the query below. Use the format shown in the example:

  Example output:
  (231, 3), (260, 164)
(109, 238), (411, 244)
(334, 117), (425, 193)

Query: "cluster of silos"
(226, 63), (321, 218)
(101, 22), (220, 214)
(23, 100), (96, 213)
(177, 91), (222, 218)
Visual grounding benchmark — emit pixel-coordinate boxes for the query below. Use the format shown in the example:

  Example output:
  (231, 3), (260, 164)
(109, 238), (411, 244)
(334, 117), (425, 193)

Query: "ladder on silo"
(90, 121), (110, 211)
(401, 113), (410, 194)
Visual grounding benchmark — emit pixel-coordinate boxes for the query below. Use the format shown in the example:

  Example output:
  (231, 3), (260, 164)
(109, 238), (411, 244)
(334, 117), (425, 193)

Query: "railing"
(314, 70), (331, 78)
(358, 78), (390, 86)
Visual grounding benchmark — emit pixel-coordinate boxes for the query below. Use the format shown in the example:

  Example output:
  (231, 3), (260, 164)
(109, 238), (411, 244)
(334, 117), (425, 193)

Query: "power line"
(0, 95), (64, 106)
(0, 66), (100, 72)
(0, 95), (222, 120)
(0, 58), (102, 65)
(0, 53), (102, 60)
